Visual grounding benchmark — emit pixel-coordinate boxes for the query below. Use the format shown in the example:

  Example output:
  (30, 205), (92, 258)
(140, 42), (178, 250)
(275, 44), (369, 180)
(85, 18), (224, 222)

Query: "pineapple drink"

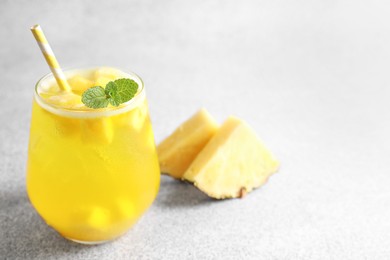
(26, 67), (160, 243)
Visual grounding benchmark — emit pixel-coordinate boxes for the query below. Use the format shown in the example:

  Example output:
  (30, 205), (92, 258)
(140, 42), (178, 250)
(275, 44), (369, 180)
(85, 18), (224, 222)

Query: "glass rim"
(34, 66), (146, 118)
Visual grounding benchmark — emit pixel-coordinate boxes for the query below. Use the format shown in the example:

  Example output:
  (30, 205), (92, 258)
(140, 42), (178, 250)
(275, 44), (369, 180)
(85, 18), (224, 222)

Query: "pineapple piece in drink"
(117, 98), (148, 131)
(93, 67), (122, 87)
(94, 77), (113, 88)
(86, 206), (111, 230)
(66, 206), (112, 241)
(68, 75), (94, 94)
(80, 69), (124, 145)
(39, 84), (61, 99)
(36, 86), (82, 137)
(81, 117), (114, 145)
(94, 67), (122, 80)
(116, 198), (136, 219)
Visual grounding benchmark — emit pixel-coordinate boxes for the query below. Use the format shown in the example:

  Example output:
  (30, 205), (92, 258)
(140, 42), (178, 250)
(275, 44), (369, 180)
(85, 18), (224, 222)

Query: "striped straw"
(30, 24), (71, 92)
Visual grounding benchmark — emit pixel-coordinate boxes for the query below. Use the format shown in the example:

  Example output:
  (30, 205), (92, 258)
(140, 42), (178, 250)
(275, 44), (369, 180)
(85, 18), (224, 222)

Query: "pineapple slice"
(157, 109), (218, 179)
(183, 116), (279, 199)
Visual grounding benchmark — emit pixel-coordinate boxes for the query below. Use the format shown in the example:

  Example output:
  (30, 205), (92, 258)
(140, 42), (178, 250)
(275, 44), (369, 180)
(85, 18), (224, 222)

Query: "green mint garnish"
(81, 78), (138, 109)
(81, 86), (109, 108)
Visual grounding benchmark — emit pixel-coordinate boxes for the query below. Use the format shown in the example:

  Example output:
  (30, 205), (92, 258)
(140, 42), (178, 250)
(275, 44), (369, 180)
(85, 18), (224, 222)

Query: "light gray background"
(1, 0), (390, 259)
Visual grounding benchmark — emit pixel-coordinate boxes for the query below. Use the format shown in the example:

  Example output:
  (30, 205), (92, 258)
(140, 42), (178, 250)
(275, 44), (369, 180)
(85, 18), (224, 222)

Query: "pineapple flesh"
(157, 109), (219, 179)
(183, 116), (279, 199)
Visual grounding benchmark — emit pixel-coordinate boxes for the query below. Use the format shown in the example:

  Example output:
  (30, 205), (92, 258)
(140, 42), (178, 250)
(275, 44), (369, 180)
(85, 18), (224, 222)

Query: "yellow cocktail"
(26, 67), (160, 243)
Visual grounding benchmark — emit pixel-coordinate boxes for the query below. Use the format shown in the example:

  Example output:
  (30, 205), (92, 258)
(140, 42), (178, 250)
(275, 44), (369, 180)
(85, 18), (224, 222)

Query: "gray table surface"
(1, 0), (390, 259)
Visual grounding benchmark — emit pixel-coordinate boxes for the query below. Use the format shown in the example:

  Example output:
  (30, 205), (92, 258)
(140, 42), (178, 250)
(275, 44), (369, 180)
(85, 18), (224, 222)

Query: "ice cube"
(47, 92), (82, 108)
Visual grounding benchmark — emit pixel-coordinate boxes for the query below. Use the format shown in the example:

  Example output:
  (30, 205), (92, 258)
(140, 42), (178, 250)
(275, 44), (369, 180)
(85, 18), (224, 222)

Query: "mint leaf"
(105, 81), (119, 106)
(108, 79), (138, 107)
(81, 78), (139, 109)
(81, 86), (109, 108)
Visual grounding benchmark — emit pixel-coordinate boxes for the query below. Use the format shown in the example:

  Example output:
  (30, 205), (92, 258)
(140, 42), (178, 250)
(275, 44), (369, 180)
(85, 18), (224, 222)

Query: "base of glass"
(66, 237), (113, 245)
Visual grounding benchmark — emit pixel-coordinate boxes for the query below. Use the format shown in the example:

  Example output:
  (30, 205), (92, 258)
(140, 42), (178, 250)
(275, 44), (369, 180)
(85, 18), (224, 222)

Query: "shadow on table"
(155, 175), (217, 208)
(0, 189), (108, 259)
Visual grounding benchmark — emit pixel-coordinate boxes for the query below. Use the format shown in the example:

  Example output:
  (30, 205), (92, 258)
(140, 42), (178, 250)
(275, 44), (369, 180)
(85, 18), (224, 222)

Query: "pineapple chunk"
(85, 207), (111, 230)
(68, 75), (94, 94)
(93, 67), (121, 86)
(94, 77), (113, 88)
(183, 116), (279, 199)
(157, 109), (218, 179)
(39, 84), (61, 99)
(71, 206), (111, 234)
(94, 67), (121, 80)
(116, 198), (136, 219)
(82, 117), (114, 145)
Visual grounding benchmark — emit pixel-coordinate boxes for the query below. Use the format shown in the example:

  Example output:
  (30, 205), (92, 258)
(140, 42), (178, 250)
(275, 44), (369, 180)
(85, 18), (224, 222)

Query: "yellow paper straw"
(30, 24), (71, 92)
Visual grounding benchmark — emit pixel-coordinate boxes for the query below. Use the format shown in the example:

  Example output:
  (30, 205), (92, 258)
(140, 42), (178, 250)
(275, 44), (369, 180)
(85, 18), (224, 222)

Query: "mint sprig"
(81, 86), (109, 108)
(81, 78), (138, 109)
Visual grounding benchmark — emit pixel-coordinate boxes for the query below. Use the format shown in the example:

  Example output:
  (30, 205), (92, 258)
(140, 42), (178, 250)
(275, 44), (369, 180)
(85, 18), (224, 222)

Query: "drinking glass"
(26, 67), (160, 244)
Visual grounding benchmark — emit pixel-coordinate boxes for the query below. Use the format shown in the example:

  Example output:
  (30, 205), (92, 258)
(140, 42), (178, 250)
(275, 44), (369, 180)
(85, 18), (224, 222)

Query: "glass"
(26, 67), (160, 244)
